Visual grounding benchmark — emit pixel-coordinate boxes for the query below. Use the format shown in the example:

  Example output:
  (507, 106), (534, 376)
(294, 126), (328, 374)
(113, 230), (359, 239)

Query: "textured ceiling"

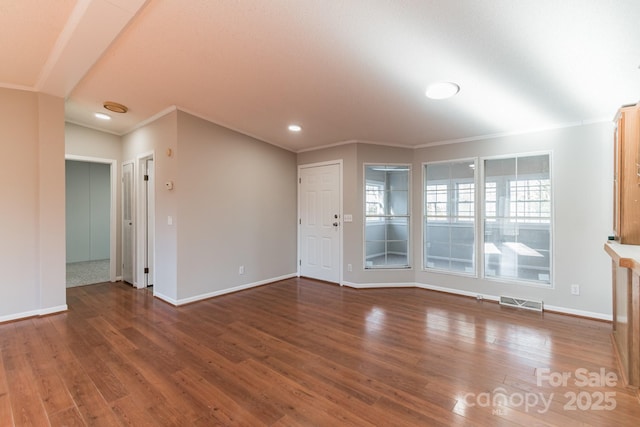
(3, 0), (640, 152)
(0, 0), (76, 87)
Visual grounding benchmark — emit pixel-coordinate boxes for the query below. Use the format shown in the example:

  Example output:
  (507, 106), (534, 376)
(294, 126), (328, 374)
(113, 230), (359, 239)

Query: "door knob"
(333, 222), (339, 227)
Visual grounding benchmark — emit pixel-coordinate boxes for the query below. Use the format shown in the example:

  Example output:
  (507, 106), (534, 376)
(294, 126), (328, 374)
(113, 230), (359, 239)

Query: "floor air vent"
(499, 296), (543, 312)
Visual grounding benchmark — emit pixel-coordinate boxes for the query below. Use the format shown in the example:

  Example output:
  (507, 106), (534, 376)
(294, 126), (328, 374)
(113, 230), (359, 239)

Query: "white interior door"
(299, 163), (341, 283)
(145, 158), (155, 287)
(122, 162), (134, 284)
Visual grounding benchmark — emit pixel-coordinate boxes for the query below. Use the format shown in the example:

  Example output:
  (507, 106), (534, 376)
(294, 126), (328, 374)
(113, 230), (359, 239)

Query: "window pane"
(364, 165), (410, 269)
(483, 154), (551, 284)
(424, 160), (475, 274)
(365, 218), (409, 267)
(388, 190), (408, 215)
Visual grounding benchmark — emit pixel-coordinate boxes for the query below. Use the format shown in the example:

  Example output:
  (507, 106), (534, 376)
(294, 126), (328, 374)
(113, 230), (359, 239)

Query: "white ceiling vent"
(499, 296), (543, 312)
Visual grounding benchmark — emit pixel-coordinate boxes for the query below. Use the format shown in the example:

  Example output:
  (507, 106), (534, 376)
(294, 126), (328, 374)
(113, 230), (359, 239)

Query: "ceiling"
(2, 0), (639, 152)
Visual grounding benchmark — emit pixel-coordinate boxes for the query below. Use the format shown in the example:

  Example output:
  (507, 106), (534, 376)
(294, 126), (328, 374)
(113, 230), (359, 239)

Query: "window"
(456, 182), (475, 221)
(485, 182), (497, 220)
(364, 165), (410, 268)
(424, 160), (476, 274)
(509, 179), (551, 223)
(483, 154), (551, 284)
(425, 184), (448, 219)
(365, 183), (384, 217)
(422, 153), (553, 286)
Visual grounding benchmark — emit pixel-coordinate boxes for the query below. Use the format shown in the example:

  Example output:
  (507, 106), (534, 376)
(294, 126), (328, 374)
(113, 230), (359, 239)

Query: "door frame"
(136, 152), (155, 289)
(65, 154), (117, 282)
(297, 159), (343, 285)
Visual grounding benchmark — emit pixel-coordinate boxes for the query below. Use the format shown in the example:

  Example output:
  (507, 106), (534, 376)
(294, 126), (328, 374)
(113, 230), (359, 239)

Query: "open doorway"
(65, 156), (117, 287)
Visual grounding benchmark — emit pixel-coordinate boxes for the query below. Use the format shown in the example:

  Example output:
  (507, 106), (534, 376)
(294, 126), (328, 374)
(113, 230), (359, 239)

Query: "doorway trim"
(297, 159), (343, 285)
(136, 151), (155, 289)
(65, 154), (118, 282)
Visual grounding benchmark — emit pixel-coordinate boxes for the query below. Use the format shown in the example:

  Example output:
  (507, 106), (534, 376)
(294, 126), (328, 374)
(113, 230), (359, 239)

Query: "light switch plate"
(344, 214), (353, 222)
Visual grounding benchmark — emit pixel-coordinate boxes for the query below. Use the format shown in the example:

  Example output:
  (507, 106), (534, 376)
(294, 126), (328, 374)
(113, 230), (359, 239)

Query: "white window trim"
(363, 163), (412, 270)
(479, 151), (555, 288)
(422, 158), (478, 277)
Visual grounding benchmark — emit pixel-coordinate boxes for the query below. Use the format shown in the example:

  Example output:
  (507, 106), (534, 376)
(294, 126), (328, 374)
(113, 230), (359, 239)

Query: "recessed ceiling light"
(94, 112), (111, 120)
(288, 124), (302, 132)
(425, 81), (460, 100)
(103, 101), (128, 113)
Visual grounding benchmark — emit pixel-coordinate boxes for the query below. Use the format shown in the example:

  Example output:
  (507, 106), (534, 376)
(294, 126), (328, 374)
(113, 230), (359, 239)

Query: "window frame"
(479, 151), (554, 287)
(422, 158), (478, 276)
(363, 163), (412, 270)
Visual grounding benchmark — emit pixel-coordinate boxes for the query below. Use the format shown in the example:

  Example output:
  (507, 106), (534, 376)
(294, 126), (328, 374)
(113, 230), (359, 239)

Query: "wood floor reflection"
(1, 277), (639, 426)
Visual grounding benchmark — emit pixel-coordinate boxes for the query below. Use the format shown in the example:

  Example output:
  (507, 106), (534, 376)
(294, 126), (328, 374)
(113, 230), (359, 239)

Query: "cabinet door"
(614, 114), (622, 238)
(619, 105), (640, 244)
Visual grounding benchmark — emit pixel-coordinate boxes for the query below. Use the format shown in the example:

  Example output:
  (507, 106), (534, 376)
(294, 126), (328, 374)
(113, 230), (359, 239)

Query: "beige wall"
(0, 88), (66, 321)
(66, 122), (122, 159)
(176, 111), (297, 300)
(298, 122), (614, 318)
(122, 110), (297, 304)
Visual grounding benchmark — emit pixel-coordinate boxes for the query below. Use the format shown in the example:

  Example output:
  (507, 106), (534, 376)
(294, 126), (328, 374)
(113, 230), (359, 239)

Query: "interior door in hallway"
(122, 161), (134, 284)
(299, 163), (341, 283)
(144, 157), (155, 287)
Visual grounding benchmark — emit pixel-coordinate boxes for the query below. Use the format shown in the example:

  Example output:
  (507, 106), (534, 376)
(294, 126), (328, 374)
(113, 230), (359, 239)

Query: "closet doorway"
(65, 156), (117, 287)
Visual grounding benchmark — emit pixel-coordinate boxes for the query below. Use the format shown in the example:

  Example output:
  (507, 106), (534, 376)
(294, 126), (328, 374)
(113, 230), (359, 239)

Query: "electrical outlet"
(347, 264), (352, 272)
(239, 265), (245, 275)
(571, 284), (580, 295)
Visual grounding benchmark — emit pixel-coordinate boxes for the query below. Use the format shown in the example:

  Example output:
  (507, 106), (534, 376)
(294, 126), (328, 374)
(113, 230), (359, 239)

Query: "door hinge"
(144, 174), (149, 181)
(144, 267), (149, 274)
(299, 218), (301, 225)
(299, 178), (301, 184)
(299, 260), (302, 266)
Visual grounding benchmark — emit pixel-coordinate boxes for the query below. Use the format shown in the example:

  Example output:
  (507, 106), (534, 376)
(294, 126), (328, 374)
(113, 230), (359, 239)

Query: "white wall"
(0, 88), (66, 321)
(297, 122), (614, 318)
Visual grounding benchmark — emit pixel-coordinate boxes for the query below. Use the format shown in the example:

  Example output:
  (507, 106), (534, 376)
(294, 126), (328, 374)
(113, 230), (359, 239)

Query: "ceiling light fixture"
(103, 101), (128, 113)
(288, 124), (302, 132)
(425, 81), (460, 100)
(94, 112), (111, 120)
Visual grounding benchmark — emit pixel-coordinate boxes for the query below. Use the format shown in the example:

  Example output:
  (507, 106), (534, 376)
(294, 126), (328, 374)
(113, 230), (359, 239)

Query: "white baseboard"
(416, 282), (501, 302)
(0, 304), (68, 323)
(342, 280), (611, 321)
(342, 281), (415, 289)
(114, 276), (123, 282)
(39, 304), (68, 316)
(154, 292), (178, 306)
(543, 304), (612, 321)
(158, 273), (299, 306)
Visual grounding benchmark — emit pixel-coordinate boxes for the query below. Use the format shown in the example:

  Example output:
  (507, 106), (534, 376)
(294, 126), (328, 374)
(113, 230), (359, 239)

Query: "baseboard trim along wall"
(0, 304), (68, 324)
(155, 273), (299, 306)
(341, 281), (612, 322)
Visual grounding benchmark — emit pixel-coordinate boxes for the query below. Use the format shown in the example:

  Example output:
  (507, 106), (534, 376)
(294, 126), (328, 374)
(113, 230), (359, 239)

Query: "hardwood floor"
(1, 278), (639, 426)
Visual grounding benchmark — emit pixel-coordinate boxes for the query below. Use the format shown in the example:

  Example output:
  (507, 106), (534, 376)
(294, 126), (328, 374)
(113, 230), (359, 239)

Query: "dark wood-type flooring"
(1, 278), (639, 426)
